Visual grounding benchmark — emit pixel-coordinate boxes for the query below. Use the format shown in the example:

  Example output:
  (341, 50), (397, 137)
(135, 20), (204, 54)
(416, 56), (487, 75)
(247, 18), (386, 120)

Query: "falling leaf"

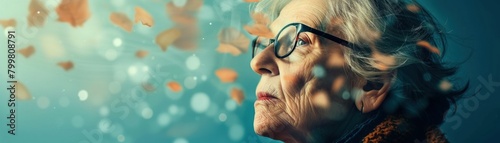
(27, 0), (49, 27)
(371, 50), (396, 71)
(0, 19), (16, 27)
(142, 82), (155, 92)
(166, 0), (203, 23)
(406, 4), (421, 13)
(110, 12), (133, 32)
(172, 25), (198, 51)
(417, 40), (440, 55)
(250, 13), (270, 25)
(56, 0), (91, 27)
(135, 50), (149, 59)
(134, 6), (154, 27)
(19, 45), (35, 58)
(166, 81), (182, 92)
(15, 82), (32, 100)
(230, 87), (245, 105)
(244, 24), (274, 38)
(155, 28), (182, 51)
(439, 79), (452, 92)
(217, 43), (243, 56)
(165, 0), (202, 50)
(326, 49), (344, 67)
(244, 13), (273, 38)
(312, 91), (330, 109)
(243, 0), (260, 2)
(215, 68), (238, 83)
(58, 61), (74, 71)
(332, 76), (345, 93)
(217, 28), (250, 56)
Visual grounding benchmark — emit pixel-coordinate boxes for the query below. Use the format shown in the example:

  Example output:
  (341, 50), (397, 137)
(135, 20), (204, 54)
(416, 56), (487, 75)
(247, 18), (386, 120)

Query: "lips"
(256, 92), (278, 100)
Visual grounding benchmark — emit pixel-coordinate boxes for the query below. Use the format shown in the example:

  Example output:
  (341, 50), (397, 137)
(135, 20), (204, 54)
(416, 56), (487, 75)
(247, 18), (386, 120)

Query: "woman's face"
(250, 0), (359, 140)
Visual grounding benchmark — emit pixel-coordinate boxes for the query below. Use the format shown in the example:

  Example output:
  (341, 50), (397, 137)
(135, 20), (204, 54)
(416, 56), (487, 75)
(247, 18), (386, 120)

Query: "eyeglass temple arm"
(305, 26), (371, 54)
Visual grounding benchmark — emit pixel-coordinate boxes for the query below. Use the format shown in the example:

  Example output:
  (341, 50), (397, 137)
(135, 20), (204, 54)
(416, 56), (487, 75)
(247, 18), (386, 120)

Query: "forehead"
(269, 0), (328, 34)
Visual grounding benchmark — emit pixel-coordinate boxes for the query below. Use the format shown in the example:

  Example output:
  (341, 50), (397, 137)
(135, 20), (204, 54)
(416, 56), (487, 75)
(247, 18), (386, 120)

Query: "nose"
(250, 45), (279, 76)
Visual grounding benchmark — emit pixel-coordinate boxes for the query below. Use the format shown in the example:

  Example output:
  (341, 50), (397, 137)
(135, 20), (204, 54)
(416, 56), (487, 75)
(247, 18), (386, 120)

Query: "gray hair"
(251, 0), (425, 81)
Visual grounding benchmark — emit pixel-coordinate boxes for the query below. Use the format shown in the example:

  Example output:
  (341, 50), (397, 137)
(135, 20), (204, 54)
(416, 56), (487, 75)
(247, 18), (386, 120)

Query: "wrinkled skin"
(250, 0), (366, 142)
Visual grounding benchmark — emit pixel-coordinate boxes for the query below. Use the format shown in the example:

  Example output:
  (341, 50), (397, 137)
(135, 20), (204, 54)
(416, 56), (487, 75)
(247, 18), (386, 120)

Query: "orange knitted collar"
(362, 115), (449, 143)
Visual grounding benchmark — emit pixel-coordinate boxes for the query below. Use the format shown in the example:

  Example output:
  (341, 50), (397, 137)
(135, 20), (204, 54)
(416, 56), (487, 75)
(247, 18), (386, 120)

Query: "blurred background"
(0, 0), (498, 143)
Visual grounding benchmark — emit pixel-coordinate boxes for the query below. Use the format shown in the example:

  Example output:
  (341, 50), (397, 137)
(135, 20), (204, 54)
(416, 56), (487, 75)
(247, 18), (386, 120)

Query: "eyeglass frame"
(251, 22), (363, 59)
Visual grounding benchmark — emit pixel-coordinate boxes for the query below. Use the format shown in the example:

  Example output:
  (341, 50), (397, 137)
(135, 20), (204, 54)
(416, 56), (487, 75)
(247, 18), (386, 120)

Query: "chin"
(253, 108), (286, 138)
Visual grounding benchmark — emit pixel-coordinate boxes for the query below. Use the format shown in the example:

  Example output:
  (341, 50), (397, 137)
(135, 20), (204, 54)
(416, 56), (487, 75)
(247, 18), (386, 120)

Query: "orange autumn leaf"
(215, 68), (238, 83)
(15, 82), (32, 100)
(251, 13), (270, 25)
(0, 19), (16, 27)
(19, 45), (35, 58)
(245, 13), (273, 38)
(371, 50), (396, 71)
(406, 4), (421, 13)
(135, 50), (149, 59)
(332, 76), (345, 93)
(134, 6), (154, 27)
(28, 0), (49, 27)
(217, 43), (244, 56)
(166, 0), (202, 25)
(244, 24), (274, 38)
(217, 28), (250, 56)
(312, 91), (330, 109)
(155, 28), (182, 52)
(165, 0), (202, 50)
(110, 12), (133, 32)
(417, 40), (440, 55)
(56, 0), (91, 27)
(230, 87), (245, 105)
(166, 81), (182, 92)
(58, 61), (74, 71)
(172, 25), (198, 51)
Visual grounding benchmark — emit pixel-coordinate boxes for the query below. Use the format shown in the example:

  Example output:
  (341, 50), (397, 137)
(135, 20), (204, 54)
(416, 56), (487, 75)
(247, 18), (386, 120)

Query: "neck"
(310, 108), (383, 143)
(272, 108), (384, 143)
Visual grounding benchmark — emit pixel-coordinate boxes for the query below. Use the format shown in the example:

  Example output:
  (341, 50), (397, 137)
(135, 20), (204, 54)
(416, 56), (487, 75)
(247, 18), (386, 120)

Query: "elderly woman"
(249, 0), (468, 142)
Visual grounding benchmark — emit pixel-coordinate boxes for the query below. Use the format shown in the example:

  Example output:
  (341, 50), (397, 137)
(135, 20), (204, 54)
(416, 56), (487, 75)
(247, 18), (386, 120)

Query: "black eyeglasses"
(251, 23), (361, 59)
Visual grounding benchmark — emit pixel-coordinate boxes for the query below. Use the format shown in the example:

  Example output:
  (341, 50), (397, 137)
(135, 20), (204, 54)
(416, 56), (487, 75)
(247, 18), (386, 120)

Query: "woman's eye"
(295, 34), (310, 47)
(296, 39), (307, 46)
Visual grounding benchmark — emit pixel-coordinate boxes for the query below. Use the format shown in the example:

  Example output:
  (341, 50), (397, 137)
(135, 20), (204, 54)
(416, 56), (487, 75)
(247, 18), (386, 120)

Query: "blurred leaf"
(134, 6), (154, 27)
(56, 0), (91, 27)
(230, 87), (244, 105)
(110, 12), (133, 32)
(142, 82), (155, 92)
(19, 45), (35, 58)
(15, 82), (32, 100)
(217, 28), (250, 56)
(58, 61), (74, 71)
(155, 28), (182, 52)
(135, 50), (149, 59)
(0, 19), (16, 27)
(417, 40), (441, 55)
(166, 81), (182, 92)
(28, 0), (49, 27)
(165, 0), (202, 51)
(215, 68), (238, 83)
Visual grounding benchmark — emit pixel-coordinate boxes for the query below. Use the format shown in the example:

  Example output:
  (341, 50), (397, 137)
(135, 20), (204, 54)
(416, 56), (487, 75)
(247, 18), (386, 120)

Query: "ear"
(355, 74), (394, 113)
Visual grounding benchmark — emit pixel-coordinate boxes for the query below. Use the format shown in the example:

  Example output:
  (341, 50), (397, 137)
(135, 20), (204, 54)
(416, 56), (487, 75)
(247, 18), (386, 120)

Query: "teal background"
(0, 0), (498, 143)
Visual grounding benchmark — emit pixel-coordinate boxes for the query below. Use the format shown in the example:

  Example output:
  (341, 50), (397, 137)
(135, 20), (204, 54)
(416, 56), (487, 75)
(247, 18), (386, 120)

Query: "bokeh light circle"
(190, 92), (210, 113)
